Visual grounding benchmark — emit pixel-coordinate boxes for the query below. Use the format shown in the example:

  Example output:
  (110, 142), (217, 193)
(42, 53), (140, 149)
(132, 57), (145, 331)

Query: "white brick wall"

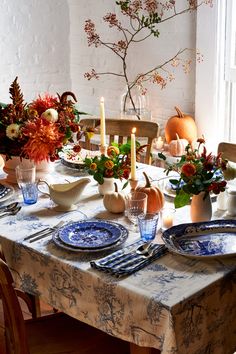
(0, 0), (201, 135)
(0, 0), (71, 102)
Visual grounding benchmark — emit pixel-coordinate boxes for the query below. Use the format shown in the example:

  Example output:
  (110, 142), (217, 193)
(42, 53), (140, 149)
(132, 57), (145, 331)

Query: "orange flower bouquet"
(159, 139), (228, 208)
(0, 77), (87, 164)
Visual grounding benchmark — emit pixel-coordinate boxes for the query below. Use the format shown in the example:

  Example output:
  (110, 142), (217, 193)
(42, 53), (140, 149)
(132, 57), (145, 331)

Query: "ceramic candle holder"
(99, 144), (107, 156)
(129, 179), (138, 191)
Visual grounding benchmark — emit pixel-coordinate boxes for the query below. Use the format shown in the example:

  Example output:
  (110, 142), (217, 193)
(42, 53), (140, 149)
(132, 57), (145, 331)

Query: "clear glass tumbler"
(15, 164), (38, 205)
(126, 192), (147, 226)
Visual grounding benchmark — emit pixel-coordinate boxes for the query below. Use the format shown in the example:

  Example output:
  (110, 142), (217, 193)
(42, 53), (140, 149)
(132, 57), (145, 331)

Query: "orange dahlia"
(22, 118), (64, 163)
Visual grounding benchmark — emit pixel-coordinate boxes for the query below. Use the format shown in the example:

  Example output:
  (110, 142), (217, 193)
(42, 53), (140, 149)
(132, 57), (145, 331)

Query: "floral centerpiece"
(84, 145), (131, 186)
(159, 138), (228, 208)
(84, 140), (148, 187)
(0, 77), (88, 164)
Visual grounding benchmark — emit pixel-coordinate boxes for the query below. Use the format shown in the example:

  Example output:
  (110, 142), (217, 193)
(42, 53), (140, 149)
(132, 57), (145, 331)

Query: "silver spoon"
(0, 206), (21, 219)
(0, 202), (19, 212)
(136, 243), (155, 257)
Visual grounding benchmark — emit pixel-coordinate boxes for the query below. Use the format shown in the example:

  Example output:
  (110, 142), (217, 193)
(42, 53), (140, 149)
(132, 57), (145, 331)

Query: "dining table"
(0, 160), (235, 354)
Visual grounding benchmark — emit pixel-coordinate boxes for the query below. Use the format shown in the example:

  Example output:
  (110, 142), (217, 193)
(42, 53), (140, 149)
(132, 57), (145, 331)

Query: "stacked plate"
(0, 183), (14, 203)
(52, 220), (129, 252)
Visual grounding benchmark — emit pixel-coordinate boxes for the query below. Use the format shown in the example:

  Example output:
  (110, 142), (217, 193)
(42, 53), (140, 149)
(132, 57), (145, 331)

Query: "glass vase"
(120, 86), (151, 120)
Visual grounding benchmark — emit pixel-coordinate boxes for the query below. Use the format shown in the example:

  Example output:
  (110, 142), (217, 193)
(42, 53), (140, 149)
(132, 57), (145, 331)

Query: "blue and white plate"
(53, 221), (128, 252)
(162, 219), (236, 258)
(58, 220), (126, 249)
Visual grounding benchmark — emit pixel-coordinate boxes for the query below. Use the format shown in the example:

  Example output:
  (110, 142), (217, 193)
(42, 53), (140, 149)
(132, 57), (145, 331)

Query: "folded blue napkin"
(90, 240), (168, 277)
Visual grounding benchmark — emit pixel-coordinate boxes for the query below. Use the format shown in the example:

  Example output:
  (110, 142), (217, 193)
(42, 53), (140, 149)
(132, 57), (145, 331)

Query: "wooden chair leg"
(27, 294), (41, 318)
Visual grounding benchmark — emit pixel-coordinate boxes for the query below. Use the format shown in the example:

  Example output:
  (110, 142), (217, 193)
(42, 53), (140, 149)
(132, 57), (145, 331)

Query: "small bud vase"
(98, 177), (115, 196)
(190, 192), (212, 223)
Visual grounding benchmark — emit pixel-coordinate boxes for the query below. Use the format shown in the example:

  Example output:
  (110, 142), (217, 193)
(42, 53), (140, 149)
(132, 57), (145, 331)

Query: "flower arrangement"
(0, 77), (88, 164)
(84, 140), (149, 185)
(159, 138), (228, 208)
(84, 145), (131, 185)
(84, 0), (213, 119)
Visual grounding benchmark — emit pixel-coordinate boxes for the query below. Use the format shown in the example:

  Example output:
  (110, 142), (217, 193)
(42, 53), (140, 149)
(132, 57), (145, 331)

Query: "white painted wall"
(0, 0), (71, 102)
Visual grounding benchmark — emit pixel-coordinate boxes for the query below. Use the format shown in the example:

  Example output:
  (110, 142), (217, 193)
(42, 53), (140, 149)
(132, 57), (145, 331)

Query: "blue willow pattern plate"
(162, 219), (236, 258)
(53, 221), (128, 252)
(58, 220), (125, 249)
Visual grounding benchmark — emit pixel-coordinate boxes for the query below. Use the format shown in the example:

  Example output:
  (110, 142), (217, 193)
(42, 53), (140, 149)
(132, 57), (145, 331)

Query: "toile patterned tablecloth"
(0, 162), (235, 354)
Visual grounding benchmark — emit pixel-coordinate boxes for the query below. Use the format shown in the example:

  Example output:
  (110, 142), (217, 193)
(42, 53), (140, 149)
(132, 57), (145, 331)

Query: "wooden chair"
(217, 142), (236, 162)
(0, 257), (129, 354)
(79, 118), (159, 165)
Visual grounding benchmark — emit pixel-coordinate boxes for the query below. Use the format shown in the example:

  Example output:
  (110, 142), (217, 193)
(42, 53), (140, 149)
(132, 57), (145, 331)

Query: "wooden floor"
(0, 298), (53, 353)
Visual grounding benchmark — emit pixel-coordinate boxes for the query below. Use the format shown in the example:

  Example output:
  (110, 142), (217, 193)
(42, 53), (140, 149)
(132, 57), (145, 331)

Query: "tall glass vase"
(120, 86), (151, 120)
(190, 192), (212, 223)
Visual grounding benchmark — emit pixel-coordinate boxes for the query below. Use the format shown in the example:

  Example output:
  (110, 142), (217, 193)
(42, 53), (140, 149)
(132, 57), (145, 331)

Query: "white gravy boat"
(38, 178), (90, 211)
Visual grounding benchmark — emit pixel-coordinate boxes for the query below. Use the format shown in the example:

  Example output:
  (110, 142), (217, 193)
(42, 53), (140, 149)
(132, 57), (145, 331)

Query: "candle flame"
(132, 127), (136, 134)
(100, 97), (104, 103)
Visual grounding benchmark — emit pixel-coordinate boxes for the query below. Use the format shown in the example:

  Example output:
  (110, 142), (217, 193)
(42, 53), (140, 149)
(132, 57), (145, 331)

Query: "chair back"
(217, 142), (236, 162)
(0, 258), (29, 354)
(79, 118), (159, 165)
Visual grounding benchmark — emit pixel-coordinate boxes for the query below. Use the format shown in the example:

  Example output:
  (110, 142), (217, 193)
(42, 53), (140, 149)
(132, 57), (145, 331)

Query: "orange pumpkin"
(165, 106), (197, 144)
(137, 172), (165, 213)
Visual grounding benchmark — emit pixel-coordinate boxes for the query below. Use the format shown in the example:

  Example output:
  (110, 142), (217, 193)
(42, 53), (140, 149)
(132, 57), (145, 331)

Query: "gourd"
(103, 183), (126, 213)
(136, 172), (165, 213)
(165, 106), (197, 144)
(169, 134), (189, 157)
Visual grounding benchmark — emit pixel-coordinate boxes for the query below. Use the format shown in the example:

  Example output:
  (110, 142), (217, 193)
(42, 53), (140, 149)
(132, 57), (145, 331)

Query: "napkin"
(90, 240), (168, 277)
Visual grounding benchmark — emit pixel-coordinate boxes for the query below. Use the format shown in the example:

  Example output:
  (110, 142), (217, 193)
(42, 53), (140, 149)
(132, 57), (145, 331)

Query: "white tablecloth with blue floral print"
(0, 162), (235, 354)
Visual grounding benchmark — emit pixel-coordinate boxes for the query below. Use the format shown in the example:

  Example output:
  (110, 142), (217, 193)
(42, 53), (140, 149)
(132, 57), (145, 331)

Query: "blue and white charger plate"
(57, 220), (128, 250)
(162, 219), (236, 259)
(53, 221), (128, 252)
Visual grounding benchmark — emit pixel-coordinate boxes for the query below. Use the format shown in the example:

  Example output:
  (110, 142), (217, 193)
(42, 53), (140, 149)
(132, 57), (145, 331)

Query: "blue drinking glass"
(138, 213), (159, 242)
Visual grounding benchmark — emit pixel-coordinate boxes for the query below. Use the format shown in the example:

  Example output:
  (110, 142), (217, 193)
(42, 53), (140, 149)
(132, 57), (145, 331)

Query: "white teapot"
(38, 178), (90, 211)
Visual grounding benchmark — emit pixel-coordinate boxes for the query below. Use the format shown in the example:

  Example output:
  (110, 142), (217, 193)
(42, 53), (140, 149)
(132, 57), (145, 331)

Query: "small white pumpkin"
(103, 183), (126, 213)
(169, 133), (188, 157)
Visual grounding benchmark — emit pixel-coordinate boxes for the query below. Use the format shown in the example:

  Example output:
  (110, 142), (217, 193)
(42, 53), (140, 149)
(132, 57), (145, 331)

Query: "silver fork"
(0, 206), (21, 219)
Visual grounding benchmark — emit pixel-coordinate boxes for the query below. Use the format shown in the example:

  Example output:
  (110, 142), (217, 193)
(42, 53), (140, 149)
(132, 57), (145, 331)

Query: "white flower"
(41, 108), (58, 123)
(6, 123), (20, 140)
